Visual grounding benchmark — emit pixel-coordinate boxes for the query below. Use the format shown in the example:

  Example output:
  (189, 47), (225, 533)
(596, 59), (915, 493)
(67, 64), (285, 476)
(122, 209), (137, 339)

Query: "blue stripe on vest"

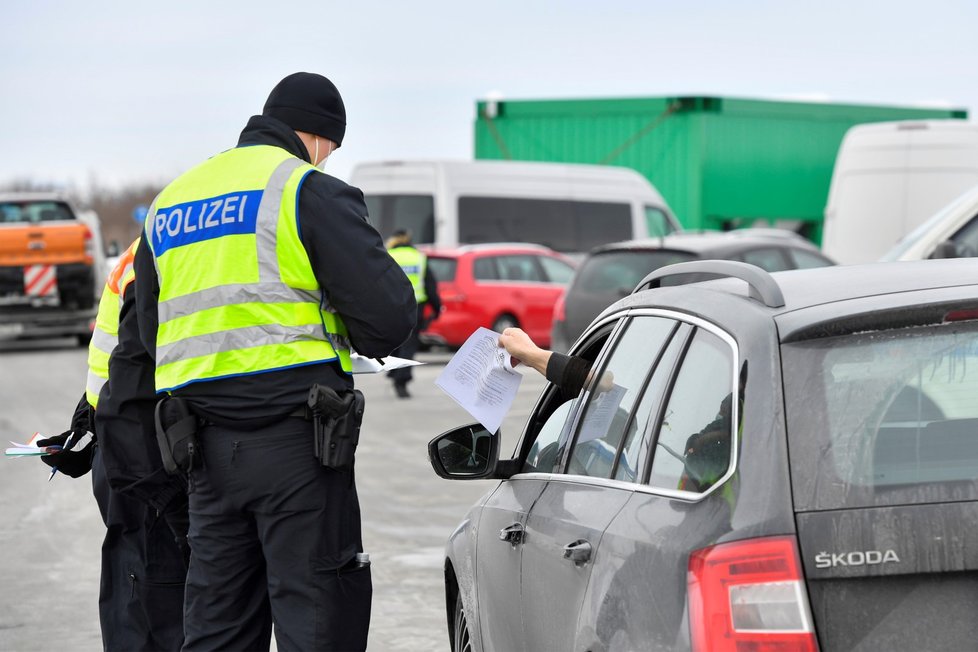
(152, 189), (263, 256)
(400, 265), (421, 274)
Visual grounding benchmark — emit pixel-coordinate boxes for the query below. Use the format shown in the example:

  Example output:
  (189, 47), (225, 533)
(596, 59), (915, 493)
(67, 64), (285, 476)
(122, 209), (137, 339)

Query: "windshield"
(880, 186), (978, 261)
(363, 194), (435, 244)
(783, 319), (978, 511)
(0, 201), (76, 224)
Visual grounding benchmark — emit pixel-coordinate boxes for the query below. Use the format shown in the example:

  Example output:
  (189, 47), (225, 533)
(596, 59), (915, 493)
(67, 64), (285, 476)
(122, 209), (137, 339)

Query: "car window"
(949, 215), (978, 257)
(537, 255), (575, 284)
(787, 247), (834, 269)
(648, 329), (735, 493)
(492, 255), (543, 282)
(363, 194), (435, 244)
(426, 257), (457, 283)
(613, 324), (690, 482)
(576, 250), (697, 293)
(740, 247), (791, 272)
(644, 206), (675, 237)
(519, 326), (615, 473)
(565, 317), (677, 479)
(457, 197), (632, 253)
(472, 256), (498, 280)
(783, 319), (978, 510)
(0, 201), (75, 224)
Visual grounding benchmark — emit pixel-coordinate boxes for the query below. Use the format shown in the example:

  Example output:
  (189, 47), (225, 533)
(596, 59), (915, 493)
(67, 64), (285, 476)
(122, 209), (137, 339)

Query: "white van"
(822, 120), (978, 264)
(349, 160), (679, 255)
(882, 184), (978, 261)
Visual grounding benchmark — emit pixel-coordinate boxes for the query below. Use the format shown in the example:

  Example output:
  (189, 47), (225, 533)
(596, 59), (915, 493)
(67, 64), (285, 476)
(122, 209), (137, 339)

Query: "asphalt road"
(0, 339), (547, 651)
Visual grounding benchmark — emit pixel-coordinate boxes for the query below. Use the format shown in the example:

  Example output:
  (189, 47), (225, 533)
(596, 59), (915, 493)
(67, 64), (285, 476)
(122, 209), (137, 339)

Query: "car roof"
(0, 192), (68, 202)
(604, 259), (978, 343)
(420, 242), (562, 257)
(588, 229), (819, 256)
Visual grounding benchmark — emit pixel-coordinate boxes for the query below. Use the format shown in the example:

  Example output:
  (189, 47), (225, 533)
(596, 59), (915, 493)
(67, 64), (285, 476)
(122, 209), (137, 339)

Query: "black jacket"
(96, 116), (415, 503)
(95, 283), (186, 510)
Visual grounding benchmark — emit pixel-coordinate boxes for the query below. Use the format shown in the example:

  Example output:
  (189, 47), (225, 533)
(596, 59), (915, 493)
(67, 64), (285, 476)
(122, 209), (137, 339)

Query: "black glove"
(37, 429), (96, 478)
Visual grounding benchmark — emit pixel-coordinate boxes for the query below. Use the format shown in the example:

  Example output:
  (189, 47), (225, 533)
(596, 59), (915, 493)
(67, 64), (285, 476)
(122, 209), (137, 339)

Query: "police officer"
(385, 228), (441, 398)
(41, 239), (189, 651)
(115, 72), (416, 651)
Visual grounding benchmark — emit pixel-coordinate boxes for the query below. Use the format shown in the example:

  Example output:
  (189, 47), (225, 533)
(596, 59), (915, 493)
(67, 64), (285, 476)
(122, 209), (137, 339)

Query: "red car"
(420, 244), (576, 348)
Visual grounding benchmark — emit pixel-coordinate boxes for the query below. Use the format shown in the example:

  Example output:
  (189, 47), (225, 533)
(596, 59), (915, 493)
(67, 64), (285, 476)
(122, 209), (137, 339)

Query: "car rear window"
(783, 319), (978, 511)
(0, 201), (76, 224)
(575, 250), (697, 293)
(426, 256), (456, 283)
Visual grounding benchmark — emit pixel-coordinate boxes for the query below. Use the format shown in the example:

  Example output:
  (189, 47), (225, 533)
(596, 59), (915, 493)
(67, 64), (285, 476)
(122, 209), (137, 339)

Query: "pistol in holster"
(154, 396), (201, 475)
(307, 384), (365, 473)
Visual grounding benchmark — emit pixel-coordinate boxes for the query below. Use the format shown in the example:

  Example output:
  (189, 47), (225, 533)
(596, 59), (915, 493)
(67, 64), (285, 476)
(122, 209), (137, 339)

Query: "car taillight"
(687, 535), (817, 652)
(82, 225), (94, 263)
(552, 290), (566, 323)
(944, 308), (978, 322)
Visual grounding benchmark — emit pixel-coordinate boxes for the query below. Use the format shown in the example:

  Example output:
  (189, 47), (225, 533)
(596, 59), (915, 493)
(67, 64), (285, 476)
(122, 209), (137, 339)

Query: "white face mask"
(313, 137), (334, 170)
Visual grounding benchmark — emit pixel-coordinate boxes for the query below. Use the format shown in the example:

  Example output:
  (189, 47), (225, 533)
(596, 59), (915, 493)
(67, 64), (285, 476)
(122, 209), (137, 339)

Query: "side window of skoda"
(565, 316), (678, 479)
(648, 328), (736, 494)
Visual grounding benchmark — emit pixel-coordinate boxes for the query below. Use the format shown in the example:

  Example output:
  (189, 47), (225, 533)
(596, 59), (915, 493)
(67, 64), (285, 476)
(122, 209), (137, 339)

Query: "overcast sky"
(3, 0), (977, 190)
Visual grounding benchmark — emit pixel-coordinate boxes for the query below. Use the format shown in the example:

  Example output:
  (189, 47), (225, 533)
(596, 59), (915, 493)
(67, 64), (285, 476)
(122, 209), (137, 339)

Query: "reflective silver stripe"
(156, 323), (328, 367)
(86, 368), (107, 397)
(158, 282), (320, 324)
(256, 158), (306, 283)
(90, 327), (118, 355)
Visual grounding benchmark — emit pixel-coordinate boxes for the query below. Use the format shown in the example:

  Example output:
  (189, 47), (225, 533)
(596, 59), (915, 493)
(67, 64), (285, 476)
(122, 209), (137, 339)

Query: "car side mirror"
(428, 424), (500, 479)
(929, 240), (960, 259)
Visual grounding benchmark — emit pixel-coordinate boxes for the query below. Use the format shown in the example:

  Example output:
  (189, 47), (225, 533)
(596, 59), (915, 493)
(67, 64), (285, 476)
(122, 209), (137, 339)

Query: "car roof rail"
(633, 260), (785, 308)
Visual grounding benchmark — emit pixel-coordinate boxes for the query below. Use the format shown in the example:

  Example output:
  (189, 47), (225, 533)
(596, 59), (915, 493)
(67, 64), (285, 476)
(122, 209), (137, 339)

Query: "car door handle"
(562, 539), (592, 566)
(498, 523), (525, 547)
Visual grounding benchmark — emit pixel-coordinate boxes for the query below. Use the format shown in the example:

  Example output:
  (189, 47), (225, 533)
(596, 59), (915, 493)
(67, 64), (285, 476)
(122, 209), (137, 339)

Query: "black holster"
(154, 396), (201, 475)
(307, 384), (365, 473)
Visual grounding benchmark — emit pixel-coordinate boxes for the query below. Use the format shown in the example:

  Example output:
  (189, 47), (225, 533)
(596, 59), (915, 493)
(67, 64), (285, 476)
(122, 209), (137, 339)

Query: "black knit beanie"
(262, 72), (346, 147)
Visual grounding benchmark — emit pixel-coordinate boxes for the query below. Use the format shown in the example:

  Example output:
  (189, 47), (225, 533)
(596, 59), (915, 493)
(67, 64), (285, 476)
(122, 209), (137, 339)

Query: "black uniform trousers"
(388, 304), (426, 386)
(182, 417), (371, 652)
(92, 447), (188, 651)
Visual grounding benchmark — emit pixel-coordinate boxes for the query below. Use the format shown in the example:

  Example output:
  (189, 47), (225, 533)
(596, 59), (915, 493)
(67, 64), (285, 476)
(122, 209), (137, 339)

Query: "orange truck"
(0, 193), (101, 346)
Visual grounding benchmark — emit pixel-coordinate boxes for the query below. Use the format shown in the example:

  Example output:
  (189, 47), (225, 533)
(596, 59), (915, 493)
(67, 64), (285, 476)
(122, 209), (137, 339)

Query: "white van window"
(457, 197), (631, 253)
(644, 206), (674, 238)
(363, 194), (435, 243)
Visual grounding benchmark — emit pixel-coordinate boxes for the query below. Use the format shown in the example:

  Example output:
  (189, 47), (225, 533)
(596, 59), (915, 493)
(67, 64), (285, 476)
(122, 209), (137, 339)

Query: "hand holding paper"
(436, 327), (522, 435)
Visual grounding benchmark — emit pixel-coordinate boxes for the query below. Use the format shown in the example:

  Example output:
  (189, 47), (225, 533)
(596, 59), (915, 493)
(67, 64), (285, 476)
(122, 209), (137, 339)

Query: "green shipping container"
(474, 96), (967, 243)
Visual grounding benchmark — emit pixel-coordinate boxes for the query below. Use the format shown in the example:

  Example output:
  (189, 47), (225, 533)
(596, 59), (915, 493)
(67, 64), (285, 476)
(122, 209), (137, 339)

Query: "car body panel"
(520, 479), (631, 651)
(473, 478), (548, 651)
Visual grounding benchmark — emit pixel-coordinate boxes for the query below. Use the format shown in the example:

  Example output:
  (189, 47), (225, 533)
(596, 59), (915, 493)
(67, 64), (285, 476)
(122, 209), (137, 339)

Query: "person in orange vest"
(38, 239), (188, 651)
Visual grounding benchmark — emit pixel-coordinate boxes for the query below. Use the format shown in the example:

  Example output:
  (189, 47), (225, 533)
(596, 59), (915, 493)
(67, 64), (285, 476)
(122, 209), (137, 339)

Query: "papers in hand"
(435, 327), (522, 435)
(5, 432), (60, 457)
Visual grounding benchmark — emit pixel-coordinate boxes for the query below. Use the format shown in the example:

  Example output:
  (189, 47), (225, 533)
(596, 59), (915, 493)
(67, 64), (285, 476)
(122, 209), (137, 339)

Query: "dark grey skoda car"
(429, 258), (978, 652)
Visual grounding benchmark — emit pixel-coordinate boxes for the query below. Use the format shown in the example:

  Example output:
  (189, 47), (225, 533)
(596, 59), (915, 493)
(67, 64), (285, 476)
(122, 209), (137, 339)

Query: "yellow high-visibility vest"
(144, 145), (351, 392)
(86, 238), (139, 408)
(388, 245), (427, 303)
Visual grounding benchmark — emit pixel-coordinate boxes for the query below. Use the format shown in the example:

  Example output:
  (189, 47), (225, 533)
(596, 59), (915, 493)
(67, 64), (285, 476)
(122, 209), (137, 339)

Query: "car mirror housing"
(428, 424), (500, 480)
